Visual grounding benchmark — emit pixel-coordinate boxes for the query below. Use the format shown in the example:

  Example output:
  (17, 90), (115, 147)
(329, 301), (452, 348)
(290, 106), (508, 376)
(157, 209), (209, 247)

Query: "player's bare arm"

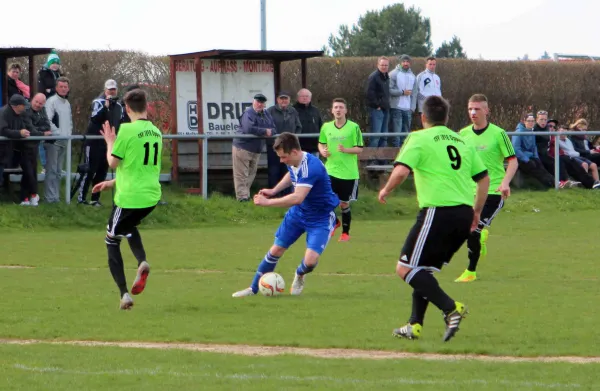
(378, 164), (411, 203)
(337, 145), (363, 155)
(254, 186), (310, 208)
(318, 143), (330, 158)
(92, 179), (116, 193)
(259, 173), (292, 197)
(101, 120), (121, 169)
(498, 158), (518, 199)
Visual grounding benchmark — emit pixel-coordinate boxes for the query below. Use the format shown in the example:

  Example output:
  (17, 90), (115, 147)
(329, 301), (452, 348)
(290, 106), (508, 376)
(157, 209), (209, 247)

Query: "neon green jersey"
(459, 123), (515, 195)
(111, 120), (162, 208)
(395, 126), (487, 208)
(318, 119), (364, 180)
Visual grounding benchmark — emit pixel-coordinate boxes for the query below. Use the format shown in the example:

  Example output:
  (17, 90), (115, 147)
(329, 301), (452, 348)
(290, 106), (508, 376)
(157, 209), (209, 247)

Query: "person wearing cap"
(389, 54), (417, 148)
(77, 79), (124, 206)
(232, 93), (276, 202)
(37, 50), (63, 99)
(0, 95), (39, 196)
(44, 77), (73, 204)
(266, 91), (301, 193)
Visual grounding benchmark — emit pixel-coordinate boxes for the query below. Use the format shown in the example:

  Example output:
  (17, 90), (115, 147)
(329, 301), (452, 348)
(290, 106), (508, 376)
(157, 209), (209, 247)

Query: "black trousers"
(78, 144), (108, 203)
(539, 153), (568, 181)
(17, 148), (38, 200)
(518, 158), (554, 188)
(561, 155), (595, 188)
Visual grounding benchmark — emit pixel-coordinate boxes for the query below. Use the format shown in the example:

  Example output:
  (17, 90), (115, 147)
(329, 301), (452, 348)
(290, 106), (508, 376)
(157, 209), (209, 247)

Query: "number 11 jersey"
(111, 119), (163, 208)
(394, 126), (487, 209)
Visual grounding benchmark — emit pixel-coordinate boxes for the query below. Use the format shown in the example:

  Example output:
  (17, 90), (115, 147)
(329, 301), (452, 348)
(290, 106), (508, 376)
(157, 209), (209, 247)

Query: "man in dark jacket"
(0, 95), (47, 202)
(77, 79), (123, 206)
(18, 93), (52, 204)
(232, 93), (275, 201)
(293, 88), (323, 155)
(37, 51), (63, 98)
(266, 91), (302, 192)
(365, 56), (390, 148)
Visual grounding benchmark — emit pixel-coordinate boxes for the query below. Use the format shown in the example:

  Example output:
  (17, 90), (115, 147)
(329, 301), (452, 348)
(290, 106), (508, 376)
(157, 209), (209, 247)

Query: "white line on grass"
(12, 364), (582, 389)
(1, 338), (600, 365)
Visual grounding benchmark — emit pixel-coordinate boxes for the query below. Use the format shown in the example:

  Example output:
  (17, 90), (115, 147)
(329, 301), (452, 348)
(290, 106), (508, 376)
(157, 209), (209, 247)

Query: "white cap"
(104, 79), (118, 89)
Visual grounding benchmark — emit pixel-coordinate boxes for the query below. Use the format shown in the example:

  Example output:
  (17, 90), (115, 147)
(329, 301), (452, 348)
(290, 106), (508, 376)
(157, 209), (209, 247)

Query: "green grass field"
(2, 189), (600, 390)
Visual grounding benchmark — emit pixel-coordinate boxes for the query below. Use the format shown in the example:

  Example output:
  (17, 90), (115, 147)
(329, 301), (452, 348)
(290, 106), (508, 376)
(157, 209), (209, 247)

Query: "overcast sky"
(2, 0), (597, 60)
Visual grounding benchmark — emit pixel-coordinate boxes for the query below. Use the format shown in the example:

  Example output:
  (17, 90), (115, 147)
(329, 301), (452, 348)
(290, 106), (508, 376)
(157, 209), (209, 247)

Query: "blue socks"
(251, 252), (280, 293)
(296, 259), (317, 276)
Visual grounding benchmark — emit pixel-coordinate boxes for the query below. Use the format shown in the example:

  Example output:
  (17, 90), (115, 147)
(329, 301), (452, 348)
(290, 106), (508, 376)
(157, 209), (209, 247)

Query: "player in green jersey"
(379, 96), (490, 342)
(454, 94), (518, 283)
(318, 98), (364, 242)
(92, 88), (163, 310)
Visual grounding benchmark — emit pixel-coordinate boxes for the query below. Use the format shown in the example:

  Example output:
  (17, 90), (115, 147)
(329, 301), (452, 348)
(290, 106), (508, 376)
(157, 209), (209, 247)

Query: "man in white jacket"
(44, 77), (73, 203)
(415, 57), (442, 118)
(388, 54), (417, 147)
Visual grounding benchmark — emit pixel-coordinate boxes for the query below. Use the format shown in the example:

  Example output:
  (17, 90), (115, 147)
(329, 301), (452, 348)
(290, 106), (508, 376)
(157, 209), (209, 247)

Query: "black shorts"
(329, 176), (359, 202)
(400, 205), (473, 272)
(478, 194), (504, 229)
(106, 205), (156, 238)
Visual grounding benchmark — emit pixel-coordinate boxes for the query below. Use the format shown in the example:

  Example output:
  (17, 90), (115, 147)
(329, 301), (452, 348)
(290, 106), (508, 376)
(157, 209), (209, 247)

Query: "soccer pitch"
(1, 211), (599, 390)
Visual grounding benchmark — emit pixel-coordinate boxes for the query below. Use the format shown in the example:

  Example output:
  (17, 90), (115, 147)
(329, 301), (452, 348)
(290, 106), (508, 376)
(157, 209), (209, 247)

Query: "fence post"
(202, 135), (208, 199)
(65, 137), (72, 204)
(553, 132), (560, 190)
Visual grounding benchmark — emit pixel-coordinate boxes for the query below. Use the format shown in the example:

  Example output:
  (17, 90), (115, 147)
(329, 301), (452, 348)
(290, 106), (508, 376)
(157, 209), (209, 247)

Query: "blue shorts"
(274, 211), (337, 254)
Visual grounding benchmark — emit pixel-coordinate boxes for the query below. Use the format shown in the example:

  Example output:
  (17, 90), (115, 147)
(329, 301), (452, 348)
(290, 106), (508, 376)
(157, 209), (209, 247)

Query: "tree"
(434, 35), (467, 58)
(540, 51), (551, 60)
(518, 54), (530, 61)
(325, 4), (432, 57)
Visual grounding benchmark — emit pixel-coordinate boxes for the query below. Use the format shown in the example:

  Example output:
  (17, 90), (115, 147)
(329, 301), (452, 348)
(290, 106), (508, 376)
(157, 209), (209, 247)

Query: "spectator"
(19, 93), (52, 205)
(232, 93), (275, 202)
(388, 54), (417, 147)
(415, 57), (442, 122)
(556, 124), (600, 185)
(570, 119), (600, 167)
(512, 113), (555, 188)
(44, 77), (73, 204)
(37, 50), (62, 171)
(6, 63), (30, 100)
(293, 88), (323, 155)
(37, 50), (62, 98)
(365, 56), (390, 150)
(77, 79), (123, 206)
(266, 91), (301, 193)
(0, 95), (37, 198)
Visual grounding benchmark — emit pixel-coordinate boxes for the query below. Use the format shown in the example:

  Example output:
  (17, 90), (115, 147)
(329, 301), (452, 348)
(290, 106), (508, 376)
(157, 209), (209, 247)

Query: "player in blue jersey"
(232, 132), (340, 297)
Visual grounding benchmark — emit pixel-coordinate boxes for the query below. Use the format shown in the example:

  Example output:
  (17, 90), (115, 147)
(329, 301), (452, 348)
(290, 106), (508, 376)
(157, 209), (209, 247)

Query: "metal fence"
(2, 130), (600, 203)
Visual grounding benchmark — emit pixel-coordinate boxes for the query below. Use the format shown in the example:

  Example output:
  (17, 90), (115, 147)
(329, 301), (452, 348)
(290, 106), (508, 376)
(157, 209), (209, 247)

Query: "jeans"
(389, 108), (412, 148)
(38, 142), (46, 167)
(368, 108), (389, 148)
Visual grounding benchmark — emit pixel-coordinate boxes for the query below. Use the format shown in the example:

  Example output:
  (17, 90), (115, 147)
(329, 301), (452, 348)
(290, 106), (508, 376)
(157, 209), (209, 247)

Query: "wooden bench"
(1, 166), (23, 202)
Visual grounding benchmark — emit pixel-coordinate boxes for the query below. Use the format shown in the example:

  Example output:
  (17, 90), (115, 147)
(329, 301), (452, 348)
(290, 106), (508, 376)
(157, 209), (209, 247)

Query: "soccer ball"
(258, 272), (285, 296)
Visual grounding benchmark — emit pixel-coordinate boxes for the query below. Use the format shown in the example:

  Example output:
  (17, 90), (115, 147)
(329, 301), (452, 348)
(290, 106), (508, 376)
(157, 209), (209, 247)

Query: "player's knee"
(583, 162), (589, 171)
(105, 234), (121, 246)
(592, 163), (597, 170)
(269, 245), (286, 258)
(340, 201), (350, 210)
(304, 249), (320, 266)
(396, 261), (410, 279)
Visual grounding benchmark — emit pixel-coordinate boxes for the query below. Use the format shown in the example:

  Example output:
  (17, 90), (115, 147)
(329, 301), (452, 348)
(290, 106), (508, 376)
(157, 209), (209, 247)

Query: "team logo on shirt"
(476, 144), (487, 151)
(424, 77), (431, 87)
(327, 133), (347, 143)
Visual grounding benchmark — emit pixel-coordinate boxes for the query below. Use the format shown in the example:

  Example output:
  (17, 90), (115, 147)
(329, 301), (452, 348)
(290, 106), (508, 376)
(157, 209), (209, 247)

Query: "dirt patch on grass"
(1, 338), (599, 364)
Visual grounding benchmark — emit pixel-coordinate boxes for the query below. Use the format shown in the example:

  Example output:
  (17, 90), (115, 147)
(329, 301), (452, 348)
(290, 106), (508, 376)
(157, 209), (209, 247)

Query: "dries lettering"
(433, 134), (465, 144)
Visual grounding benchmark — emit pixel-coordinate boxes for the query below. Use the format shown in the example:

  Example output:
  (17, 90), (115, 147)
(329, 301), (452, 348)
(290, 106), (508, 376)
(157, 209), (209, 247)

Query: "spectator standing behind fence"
(365, 56), (390, 152)
(293, 88), (323, 156)
(44, 77), (73, 204)
(266, 91), (302, 194)
(232, 93), (275, 202)
(388, 54), (417, 148)
(19, 93), (52, 205)
(77, 79), (123, 207)
(512, 113), (554, 188)
(415, 57), (441, 122)
(37, 50), (63, 172)
(0, 96), (37, 193)
(6, 63), (30, 101)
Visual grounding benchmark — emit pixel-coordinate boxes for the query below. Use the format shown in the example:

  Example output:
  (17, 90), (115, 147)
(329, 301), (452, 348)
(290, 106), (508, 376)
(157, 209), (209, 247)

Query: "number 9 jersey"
(111, 120), (163, 208)
(394, 126), (487, 209)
